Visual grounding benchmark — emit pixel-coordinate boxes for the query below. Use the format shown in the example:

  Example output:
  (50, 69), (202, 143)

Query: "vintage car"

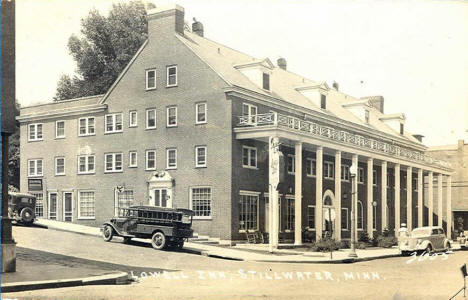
(8, 192), (36, 224)
(102, 206), (194, 250)
(399, 226), (451, 255)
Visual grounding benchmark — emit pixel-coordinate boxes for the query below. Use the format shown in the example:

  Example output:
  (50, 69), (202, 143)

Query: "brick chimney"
(277, 58), (287, 70)
(147, 4), (185, 39)
(192, 18), (204, 37)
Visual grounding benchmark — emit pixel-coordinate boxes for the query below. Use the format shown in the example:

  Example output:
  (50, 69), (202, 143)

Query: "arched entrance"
(322, 189), (336, 239)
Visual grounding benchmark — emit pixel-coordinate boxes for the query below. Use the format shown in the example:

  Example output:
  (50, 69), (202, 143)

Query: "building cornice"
(17, 104), (108, 123)
(224, 85), (427, 152)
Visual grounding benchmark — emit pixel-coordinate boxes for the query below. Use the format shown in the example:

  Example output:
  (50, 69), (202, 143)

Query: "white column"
(335, 151), (342, 241)
(367, 158), (374, 238)
(294, 142), (302, 245)
(381, 161), (388, 231)
(315, 146), (323, 241)
(406, 167), (412, 231)
(352, 154), (359, 243)
(394, 163), (401, 236)
(446, 175), (452, 239)
(268, 136), (280, 252)
(428, 172), (434, 227)
(438, 173), (443, 226)
(418, 169), (423, 227)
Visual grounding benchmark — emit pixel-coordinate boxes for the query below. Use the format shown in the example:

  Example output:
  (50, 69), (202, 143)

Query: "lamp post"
(349, 162), (358, 258)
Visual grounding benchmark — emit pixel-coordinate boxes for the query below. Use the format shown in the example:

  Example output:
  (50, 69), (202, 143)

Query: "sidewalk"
(33, 219), (455, 263)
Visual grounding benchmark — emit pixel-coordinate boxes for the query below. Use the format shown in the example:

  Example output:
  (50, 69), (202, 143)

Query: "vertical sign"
(269, 137), (280, 252)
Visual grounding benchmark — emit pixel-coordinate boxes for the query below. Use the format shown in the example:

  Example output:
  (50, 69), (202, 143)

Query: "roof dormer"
(379, 113), (406, 135)
(234, 58), (274, 92)
(295, 82), (330, 110)
(342, 99), (372, 124)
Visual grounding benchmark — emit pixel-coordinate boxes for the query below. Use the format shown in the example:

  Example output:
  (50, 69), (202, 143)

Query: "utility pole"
(348, 160), (358, 258)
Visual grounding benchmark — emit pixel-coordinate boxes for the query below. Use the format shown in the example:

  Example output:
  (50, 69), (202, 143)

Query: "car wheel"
(151, 232), (166, 250)
(123, 237), (132, 244)
(445, 241), (451, 252)
(102, 225), (114, 242)
(20, 207), (34, 224)
(425, 244), (433, 255)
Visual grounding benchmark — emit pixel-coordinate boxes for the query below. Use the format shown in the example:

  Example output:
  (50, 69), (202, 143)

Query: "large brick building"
(18, 4), (454, 243)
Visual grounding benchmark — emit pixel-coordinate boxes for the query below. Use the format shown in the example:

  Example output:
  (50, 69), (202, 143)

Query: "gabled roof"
(234, 58), (275, 70)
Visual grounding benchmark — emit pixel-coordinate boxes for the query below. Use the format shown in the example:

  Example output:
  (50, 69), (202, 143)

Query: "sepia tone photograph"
(1, 0), (468, 299)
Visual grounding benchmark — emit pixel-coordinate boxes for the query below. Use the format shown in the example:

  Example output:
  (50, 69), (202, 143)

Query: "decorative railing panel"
(237, 113), (451, 170)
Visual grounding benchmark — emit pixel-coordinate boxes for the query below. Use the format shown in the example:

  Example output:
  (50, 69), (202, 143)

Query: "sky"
(16, 0), (468, 146)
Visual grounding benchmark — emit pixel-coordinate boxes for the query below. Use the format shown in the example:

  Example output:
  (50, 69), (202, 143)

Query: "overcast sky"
(16, 0), (468, 146)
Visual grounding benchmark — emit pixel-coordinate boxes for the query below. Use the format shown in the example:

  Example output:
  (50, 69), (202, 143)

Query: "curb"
(1, 272), (131, 293)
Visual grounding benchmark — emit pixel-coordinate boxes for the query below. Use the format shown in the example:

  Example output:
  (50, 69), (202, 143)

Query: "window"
(78, 155), (95, 174)
(239, 193), (258, 231)
(28, 123), (43, 141)
(195, 102), (207, 124)
(286, 197), (295, 231)
(146, 69), (156, 90)
(357, 201), (363, 230)
(387, 173), (392, 188)
(78, 117), (95, 136)
(341, 165), (350, 181)
(400, 123), (404, 135)
(262, 73), (270, 90)
(32, 192), (44, 217)
(195, 146), (207, 167)
(48, 192), (57, 220)
(413, 177), (418, 191)
(242, 146), (257, 168)
(365, 110), (370, 124)
(306, 158), (316, 177)
(63, 192), (73, 222)
(373, 204), (377, 230)
(105, 113), (123, 133)
(55, 121), (65, 138)
(166, 65), (177, 87)
(324, 162), (334, 179)
(373, 170), (377, 185)
(341, 208), (349, 230)
(358, 167), (365, 184)
(129, 111), (137, 127)
(287, 154), (295, 174)
(146, 150), (156, 170)
(78, 191), (95, 219)
(28, 159), (43, 177)
(166, 148), (177, 169)
(320, 94), (326, 109)
(166, 106), (177, 127)
(146, 109), (156, 129)
(242, 103), (257, 124)
(55, 157), (65, 176)
(191, 187), (212, 218)
(105, 153), (123, 173)
(129, 151), (137, 168)
(307, 206), (315, 230)
(116, 190), (134, 215)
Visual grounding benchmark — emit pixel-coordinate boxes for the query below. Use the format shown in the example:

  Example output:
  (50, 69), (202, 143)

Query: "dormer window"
(262, 73), (270, 91)
(400, 123), (404, 135)
(320, 94), (326, 109)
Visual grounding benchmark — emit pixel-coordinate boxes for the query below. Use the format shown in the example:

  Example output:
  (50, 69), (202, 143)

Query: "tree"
(8, 102), (20, 190)
(54, 1), (156, 101)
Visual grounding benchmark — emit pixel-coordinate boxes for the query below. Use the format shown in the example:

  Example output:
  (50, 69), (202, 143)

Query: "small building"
(18, 4), (453, 243)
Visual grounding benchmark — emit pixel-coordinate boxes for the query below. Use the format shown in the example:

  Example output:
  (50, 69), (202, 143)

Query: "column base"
(2, 241), (16, 273)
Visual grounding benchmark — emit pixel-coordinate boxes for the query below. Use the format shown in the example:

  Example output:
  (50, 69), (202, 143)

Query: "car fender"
(102, 222), (123, 237)
(443, 239), (451, 249)
(418, 240), (432, 250)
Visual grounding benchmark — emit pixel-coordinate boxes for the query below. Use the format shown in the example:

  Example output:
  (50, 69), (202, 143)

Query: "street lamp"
(349, 162), (358, 258)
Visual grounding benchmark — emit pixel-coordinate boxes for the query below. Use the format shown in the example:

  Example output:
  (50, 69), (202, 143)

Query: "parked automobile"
(399, 226), (451, 255)
(101, 206), (194, 250)
(8, 192), (36, 224)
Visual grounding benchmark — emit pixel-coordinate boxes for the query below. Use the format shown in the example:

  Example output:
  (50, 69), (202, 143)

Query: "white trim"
(145, 68), (157, 90)
(104, 113), (123, 134)
(77, 155), (95, 175)
(373, 169), (378, 186)
(129, 110), (138, 127)
(28, 159), (43, 177)
(78, 117), (96, 137)
(146, 109), (157, 129)
(324, 161), (334, 179)
(166, 65), (178, 87)
(306, 158), (316, 177)
(48, 192), (58, 220)
(77, 190), (96, 220)
(166, 148), (177, 169)
(238, 192), (260, 232)
(55, 120), (66, 139)
(129, 151), (138, 168)
(341, 207), (349, 231)
(341, 165), (350, 182)
(306, 205), (316, 230)
(195, 102), (207, 124)
(242, 103), (258, 125)
(166, 106), (178, 127)
(287, 154), (295, 174)
(190, 186), (213, 220)
(239, 190), (261, 196)
(242, 145), (257, 169)
(146, 150), (156, 170)
(62, 191), (74, 222)
(28, 123), (43, 141)
(358, 167), (365, 184)
(54, 156), (65, 176)
(104, 153), (123, 173)
(195, 146), (207, 168)
(357, 200), (364, 230)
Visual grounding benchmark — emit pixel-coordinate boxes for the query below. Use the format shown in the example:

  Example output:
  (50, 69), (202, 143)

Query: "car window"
(431, 229), (439, 235)
(438, 228), (444, 235)
(20, 197), (32, 204)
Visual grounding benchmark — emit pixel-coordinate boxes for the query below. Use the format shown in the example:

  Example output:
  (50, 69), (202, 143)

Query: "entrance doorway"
(63, 192), (73, 222)
(150, 188), (172, 208)
(322, 190), (336, 239)
(48, 192), (57, 220)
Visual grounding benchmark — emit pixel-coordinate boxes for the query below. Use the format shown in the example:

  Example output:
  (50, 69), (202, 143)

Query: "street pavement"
(4, 225), (468, 300)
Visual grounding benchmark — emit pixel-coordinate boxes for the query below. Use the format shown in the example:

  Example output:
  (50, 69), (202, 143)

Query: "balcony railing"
(237, 113), (451, 170)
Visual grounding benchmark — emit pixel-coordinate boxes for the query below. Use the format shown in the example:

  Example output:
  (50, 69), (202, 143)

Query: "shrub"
(340, 240), (350, 249)
(311, 238), (341, 252)
(358, 231), (370, 243)
(376, 235), (397, 248)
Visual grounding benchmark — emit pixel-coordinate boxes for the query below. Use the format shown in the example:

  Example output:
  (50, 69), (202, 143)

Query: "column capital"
(335, 149), (341, 155)
(295, 141), (303, 146)
(367, 157), (373, 163)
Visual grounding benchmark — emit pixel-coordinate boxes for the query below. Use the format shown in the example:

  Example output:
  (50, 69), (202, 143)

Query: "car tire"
(20, 207), (34, 224)
(445, 241), (451, 252)
(102, 225), (114, 242)
(425, 244), (433, 255)
(151, 232), (167, 250)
